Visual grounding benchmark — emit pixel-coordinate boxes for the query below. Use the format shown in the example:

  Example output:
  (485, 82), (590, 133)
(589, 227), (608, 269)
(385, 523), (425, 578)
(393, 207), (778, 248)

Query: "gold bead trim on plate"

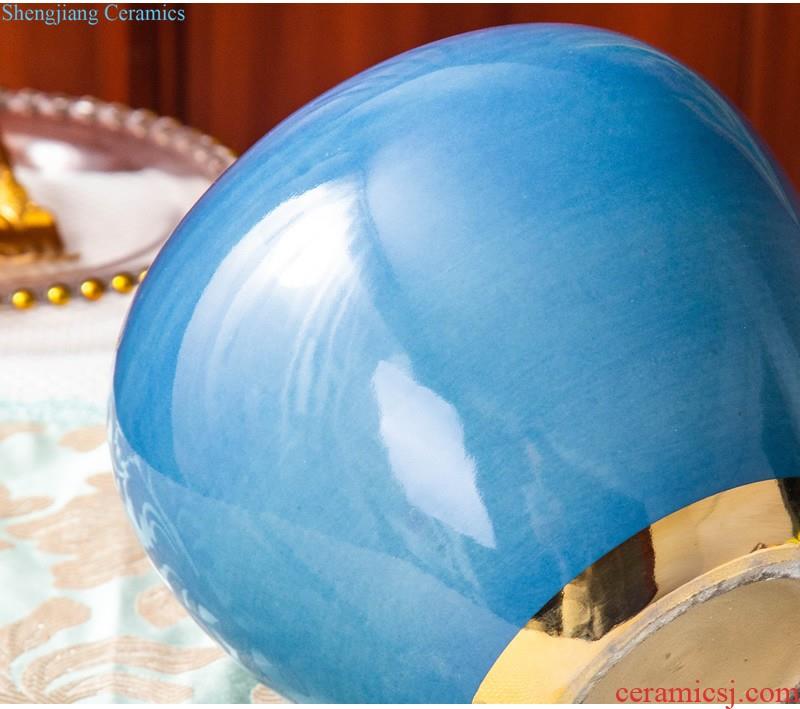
(8, 269), (147, 309)
(0, 89), (235, 310)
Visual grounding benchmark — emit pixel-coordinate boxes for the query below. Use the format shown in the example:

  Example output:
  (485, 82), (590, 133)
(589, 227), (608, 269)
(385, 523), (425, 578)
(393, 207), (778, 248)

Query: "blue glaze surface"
(110, 24), (800, 703)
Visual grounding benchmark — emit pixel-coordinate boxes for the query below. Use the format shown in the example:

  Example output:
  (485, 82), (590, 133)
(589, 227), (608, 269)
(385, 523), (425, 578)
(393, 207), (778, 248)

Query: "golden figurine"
(0, 134), (65, 260)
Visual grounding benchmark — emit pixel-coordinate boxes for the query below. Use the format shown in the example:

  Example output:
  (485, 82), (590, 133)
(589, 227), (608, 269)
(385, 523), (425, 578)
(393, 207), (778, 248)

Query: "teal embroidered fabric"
(0, 398), (282, 703)
(0, 401), (279, 703)
(0, 280), (285, 704)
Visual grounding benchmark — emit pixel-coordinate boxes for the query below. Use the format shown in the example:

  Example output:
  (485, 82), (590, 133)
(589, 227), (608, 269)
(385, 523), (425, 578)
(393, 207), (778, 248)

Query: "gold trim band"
(473, 478), (800, 703)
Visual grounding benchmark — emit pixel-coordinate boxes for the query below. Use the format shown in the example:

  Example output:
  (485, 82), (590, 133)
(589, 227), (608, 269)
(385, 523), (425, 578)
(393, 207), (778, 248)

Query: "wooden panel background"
(1, 4), (799, 185)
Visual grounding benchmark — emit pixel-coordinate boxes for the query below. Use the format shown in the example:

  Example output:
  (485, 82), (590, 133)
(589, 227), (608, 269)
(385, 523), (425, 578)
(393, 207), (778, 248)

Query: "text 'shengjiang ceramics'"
(109, 25), (800, 703)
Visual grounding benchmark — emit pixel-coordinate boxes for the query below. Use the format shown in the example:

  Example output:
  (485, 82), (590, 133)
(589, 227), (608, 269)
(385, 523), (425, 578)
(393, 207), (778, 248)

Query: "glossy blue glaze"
(110, 24), (800, 703)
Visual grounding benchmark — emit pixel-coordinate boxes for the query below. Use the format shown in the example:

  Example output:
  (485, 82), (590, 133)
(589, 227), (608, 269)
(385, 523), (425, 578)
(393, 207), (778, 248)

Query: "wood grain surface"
(1, 4), (798, 185)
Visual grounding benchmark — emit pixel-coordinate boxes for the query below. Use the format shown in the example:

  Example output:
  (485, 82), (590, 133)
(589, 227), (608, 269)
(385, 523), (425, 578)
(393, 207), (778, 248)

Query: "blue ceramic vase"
(110, 24), (800, 703)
